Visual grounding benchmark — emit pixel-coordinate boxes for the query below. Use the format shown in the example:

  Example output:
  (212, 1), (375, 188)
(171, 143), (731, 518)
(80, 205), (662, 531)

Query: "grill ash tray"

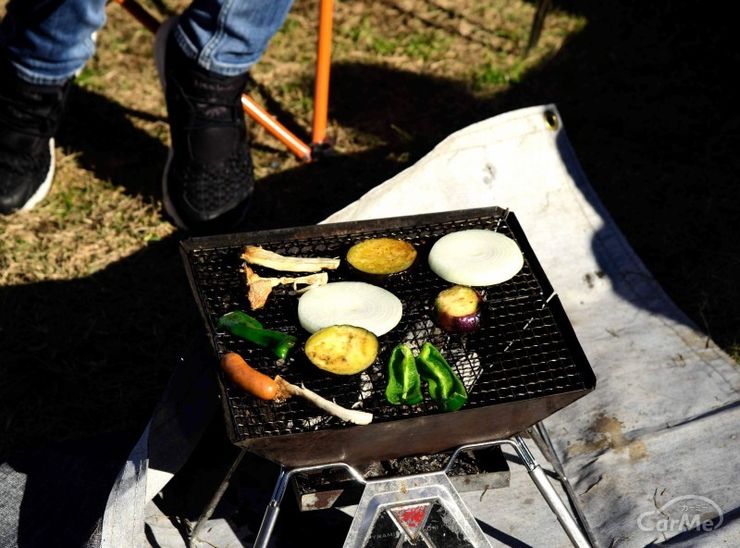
(180, 207), (596, 467)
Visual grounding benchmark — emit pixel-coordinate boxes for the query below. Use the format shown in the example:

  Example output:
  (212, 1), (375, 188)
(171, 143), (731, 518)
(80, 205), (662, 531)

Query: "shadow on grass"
(0, 237), (199, 458)
(56, 84), (169, 200)
(0, 6), (737, 541)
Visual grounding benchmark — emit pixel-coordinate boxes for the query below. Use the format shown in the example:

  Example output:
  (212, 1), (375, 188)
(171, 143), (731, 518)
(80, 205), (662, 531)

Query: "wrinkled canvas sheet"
(324, 104), (740, 546)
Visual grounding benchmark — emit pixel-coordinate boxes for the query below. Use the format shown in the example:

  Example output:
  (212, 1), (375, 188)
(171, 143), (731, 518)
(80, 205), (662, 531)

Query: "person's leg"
(176, 0), (294, 76)
(0, 0), (107, 85)
(156, 0), (293, 233)
(0, 0), (107, 214)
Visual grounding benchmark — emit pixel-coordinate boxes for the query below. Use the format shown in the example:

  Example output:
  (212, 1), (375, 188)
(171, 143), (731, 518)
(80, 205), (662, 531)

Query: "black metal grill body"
(180, 207), (596, 467)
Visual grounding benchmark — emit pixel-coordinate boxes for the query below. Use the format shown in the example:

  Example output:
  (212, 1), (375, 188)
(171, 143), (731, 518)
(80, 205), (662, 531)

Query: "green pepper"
(218, 311), (297, 360)
(416, 342), (468, 412)
(385, 344), (423, 406)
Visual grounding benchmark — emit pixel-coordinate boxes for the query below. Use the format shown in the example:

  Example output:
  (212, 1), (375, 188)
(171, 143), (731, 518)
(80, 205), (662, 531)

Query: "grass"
(472, 60), (527, 88)
(0, 0), (738, 458)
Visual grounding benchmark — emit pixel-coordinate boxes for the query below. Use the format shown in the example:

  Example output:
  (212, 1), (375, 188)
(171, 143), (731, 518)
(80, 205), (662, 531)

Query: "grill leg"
(253, 466), (291, 548)
(512, 436), (591, 548)
(528, 421), (560, 465)
(188, 447), (248, 546)
(252, 462), (365, 547)
(528, 422), (594, 545)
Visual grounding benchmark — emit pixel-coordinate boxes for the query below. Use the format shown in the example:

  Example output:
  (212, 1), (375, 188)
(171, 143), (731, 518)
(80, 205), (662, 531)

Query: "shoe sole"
(21, 138), (55, 211)
(160, 147), (189, 230)
(154, 17), (189, 229)
(154, 16), (177, 92)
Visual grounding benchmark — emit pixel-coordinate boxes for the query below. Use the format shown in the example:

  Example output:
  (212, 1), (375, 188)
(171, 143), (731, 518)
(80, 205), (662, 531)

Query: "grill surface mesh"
(182, 208), (594, 443)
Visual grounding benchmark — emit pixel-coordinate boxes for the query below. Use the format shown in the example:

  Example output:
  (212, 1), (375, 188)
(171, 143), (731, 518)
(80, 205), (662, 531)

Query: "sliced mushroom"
(274, 376), (373, 425)
(244, 265), (328, 309)
(242, 245), (340, 273)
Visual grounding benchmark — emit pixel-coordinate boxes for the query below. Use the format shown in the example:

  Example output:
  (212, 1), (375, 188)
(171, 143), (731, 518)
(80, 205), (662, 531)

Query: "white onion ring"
(297, 281), (403, 336)
(428, 229), (524, 286)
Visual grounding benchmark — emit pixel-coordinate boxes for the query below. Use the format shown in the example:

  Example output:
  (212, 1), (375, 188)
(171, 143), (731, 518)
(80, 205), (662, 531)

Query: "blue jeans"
(0, 0), (294, 85)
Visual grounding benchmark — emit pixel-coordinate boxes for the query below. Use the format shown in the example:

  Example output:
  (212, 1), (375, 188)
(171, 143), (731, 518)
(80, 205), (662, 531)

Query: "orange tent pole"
(113, 0), (313, 162)
(312, 0), (334, 146)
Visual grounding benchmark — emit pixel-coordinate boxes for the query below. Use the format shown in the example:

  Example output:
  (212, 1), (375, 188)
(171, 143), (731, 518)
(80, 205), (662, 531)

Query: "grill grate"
(182, 208), (594, 444)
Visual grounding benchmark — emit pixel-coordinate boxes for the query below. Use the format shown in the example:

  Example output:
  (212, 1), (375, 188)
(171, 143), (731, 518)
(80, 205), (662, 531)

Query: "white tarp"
(100, 104), (740, 547)
(324, 104), (740, 546)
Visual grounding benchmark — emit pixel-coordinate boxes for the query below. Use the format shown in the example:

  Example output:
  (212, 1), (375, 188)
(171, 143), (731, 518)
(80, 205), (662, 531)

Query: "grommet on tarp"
(544, 109), (559, 131)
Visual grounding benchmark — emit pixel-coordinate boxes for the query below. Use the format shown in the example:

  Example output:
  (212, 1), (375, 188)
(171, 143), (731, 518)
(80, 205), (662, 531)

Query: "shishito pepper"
(385, 344), (423, 405)
(218, 311), (297, 360)
(416, 342), (468, 412)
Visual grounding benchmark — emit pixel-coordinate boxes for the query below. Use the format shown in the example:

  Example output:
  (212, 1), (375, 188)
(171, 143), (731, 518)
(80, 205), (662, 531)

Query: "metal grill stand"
(230, 433), (591, 548)
(180, 208), (598, 546)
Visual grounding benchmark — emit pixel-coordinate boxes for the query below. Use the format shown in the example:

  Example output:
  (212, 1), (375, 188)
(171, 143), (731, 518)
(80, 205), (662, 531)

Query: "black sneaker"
(0, 60), (69, 214)
(155, 21), (254, 234)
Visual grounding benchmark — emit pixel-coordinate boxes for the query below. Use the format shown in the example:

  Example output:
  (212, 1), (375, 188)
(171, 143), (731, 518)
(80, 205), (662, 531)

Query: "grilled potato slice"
(346, 238), (417, 277)
(305, 325), (379, 375)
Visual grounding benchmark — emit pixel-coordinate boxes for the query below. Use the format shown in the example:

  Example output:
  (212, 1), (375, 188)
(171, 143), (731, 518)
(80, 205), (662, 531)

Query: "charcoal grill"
(180, 206), (596, 547)
(181, 206), (595, 466)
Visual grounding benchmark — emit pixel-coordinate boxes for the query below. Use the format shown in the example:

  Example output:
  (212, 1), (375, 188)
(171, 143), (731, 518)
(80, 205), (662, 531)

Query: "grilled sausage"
(220, 352), (277, 401)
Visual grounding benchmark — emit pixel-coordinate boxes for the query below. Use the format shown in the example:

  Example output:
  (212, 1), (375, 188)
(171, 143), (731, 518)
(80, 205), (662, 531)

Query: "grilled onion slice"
(428, 229), (523, 286)
(297, 281), (403, 336)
